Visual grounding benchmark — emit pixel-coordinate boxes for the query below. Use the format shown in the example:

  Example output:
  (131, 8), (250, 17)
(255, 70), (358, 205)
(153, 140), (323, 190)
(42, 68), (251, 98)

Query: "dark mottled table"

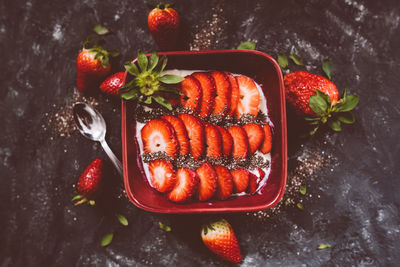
(1, 0), (399, 266)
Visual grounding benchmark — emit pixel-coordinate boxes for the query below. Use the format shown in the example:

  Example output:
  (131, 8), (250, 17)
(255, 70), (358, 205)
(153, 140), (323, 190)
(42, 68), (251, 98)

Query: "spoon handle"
(100, 140), (123, 176)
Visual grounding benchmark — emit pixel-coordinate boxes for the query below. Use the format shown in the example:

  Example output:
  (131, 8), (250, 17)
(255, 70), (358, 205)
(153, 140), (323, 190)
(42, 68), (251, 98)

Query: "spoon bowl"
(73, 102), (123, 176)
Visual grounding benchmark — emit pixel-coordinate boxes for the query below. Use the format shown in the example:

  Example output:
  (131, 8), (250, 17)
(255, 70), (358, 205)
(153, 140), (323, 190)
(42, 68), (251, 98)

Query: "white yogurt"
(135, 69), (273, 196)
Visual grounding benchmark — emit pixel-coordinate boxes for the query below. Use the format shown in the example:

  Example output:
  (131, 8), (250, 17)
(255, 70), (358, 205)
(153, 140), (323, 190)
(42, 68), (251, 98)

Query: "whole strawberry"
(284, 71), (359, 134)
(148, 3), (180, 51)
(100, 72), (126, 96)
(73, 158), (103, 205)
(201, 219), (242, 263)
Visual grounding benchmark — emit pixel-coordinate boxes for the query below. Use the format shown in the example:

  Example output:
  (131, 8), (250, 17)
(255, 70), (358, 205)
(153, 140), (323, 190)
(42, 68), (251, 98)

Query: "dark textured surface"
(1, 0), (400, 266)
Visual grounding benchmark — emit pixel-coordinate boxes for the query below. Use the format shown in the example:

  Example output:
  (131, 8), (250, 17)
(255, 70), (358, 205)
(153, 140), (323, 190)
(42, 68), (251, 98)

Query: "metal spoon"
(73, 102), (123, 176)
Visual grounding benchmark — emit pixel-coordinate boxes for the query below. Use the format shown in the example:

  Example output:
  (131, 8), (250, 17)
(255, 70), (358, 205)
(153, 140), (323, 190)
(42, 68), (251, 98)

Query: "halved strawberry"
(148, 159), (176, 193)
(141, 119), (179, 159)
(230, 168), (249, 193)
(204, 122), (222, 159)
(210, 71), (231, 117)
(216, 125), (233, 158)
(235, 75), (260, 119)
(196, 162), (217, 201)
(225, 72), (240, 117)
(247, 172), (258, 195)
(167, 168), (199, 203)
(227, 126), (249, 159)
(179, 75), (202, 113)
(161, 115), (190, 156)
(214, 165), (233, 200)
(242, 123), (265, 155)
(178, 113), (204, 159)
(260, 124), (272, 154)
(258, 168), (265, 180)
(192, 72), (216, 118)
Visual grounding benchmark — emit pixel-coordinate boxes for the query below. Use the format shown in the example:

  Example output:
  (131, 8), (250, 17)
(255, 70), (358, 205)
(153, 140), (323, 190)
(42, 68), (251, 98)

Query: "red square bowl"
(121, 50), (287, 214)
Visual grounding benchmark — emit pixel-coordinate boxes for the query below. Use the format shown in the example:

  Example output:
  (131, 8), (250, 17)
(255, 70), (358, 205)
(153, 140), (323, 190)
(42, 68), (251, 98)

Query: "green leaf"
(89, 200), (96, 206)
(322, 58), (332, 80)
(101, 233), (114, 247)
(116, 214), (128, 226)
(289, 52), (304, 66)
(83, 35), (94, 49)
(315, 89), (331, 106)
(148, 52), (159, 72)
(144, 96), (152, 104)
(159, 222), (171, 232)
(300, 185), (306, 195)
(277, 53), (288, 69)
(296, 203), (304, 211)
(309, 126), (319, 136)
(137, 52), (148, 72)
(109, 50), (120, 57)
(124, 62), (139, 76)
(93, 24), (111, 35)
(159, 74), (184, 84)
(159, 55), (168, 73)
(317, 244), (331, 250)
(237, 41), (257, 50)
(284, 199), (290, 205)
(337, 112), (355, 124)
(119, 79), (134, 92)
(71, 195), (83, 201)
(309, 94), (328, 116)
(158, 86), (181, 95)
(152, 95), (172, 110)
(328, 119), (342, 131)
(305, 117), (320, 121)
(335, 95), (359, 112)
(121, 89), (139, 100)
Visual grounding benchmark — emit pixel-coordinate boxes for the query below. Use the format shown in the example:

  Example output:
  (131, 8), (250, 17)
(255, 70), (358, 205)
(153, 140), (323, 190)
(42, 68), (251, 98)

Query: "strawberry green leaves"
(306, 89), (359, 134)
(237, 41), (257, 50)
(289, 52), (304, 66)
(277, 54), (289, 69)
(322, 58), (332, 80)
(101, 233), (114, 247)
(317, 244), (331, 250)
(93, 24), (111, 35)
(120, 52), (183, 110)
(159, 222), (172, 232)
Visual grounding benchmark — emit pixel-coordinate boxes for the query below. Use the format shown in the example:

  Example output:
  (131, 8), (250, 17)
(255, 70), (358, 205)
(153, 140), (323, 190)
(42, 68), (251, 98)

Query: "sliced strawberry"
(227, 126), (249, 159)
(258, 168), (266, 180)
(242, 123), (265, 155)
(167, 168), (199, 203)
(216, 125), (233, 158)
(196, 162), (217, 201)
(192, 72), (216, 118)
(260, 124), (272, 154)
(225, 72), (240, 117)
(141, 119), (179, 159)
(210, 71), (231, 117)
(204, 122), (222, 159)
(247, 172), (258, 195)
(214, 165), (233, 200)
(230, 168), (249, 193)
(179, 75), (202, 113)
(178, 113), (204, 159)
(161, 115), (190, 156)
(235, 75), (260, 119)
(148, 159), (176, 193)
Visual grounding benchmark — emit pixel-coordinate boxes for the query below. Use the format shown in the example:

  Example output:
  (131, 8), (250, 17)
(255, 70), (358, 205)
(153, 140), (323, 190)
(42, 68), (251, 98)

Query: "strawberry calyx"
(306, 88), (359, 135)
(83, 35), (119, 68)
(121, 52), (184, 110)
(71, 194), (96, 206)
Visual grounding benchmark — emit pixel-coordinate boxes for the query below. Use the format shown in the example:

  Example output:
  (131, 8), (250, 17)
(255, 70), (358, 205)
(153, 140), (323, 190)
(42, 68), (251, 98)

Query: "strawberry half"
(148, 159), (176, 193)
(196, 162), (217, 201)
(161, 115), (190, 156)
(210, 71), (231, 117)
(216, 125), (233, 158)
(247, 172), (258, 195)
(235, 75), (260, 119)
(230, 168), (249, 193)
(260, 124), (272, 154)
(204, 122), (222, 159)
(179, 75), (202, 113)
(242, 123), (265, 155)
(75, 158), (103, 204)
(227, 126), (249, 159)
(178, 114), (204, 160)
(141, 119), (179, 159)
(100, 72), (125, 96)
(201, 219), (242, 263)
(225, 72), (240, 117)
(192, 72), (216, 118)
(214, 165), (233, 200)
(167, 168), (199, 203)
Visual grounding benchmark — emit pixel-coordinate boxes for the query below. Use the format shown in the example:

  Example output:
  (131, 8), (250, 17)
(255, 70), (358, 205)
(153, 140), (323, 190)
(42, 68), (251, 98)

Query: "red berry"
(225, 72), (240, 117)
(204, 122), (222, 159)
(76, 158), (104, 199)
(260, 124), (272, 154)
(161, 115), (190, 156)
(196, 162), (217, 201)
(216, 125), (233, 158)
(100, 72), (125, 96)
(242, 123), (265, 155)
(227, 126), (249, 159)
(148, 159), (176, 193)
(235, 75), (260, 119)
(178, 114), (204, 160)
(192, 72), (216, 118)
(210, 71), (231, 118)
(230, 168), (249, 193)
(179, 75), (202, 113)
(167, 168), (199, 203)
(214, 165), (233, 200)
